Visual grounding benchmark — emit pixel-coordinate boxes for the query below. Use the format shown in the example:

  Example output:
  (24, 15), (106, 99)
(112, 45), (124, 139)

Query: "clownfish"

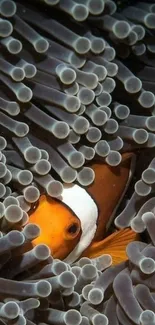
(28, 152), (139, 265)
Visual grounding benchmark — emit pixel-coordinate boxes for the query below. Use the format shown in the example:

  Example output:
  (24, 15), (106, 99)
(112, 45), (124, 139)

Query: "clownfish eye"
(68, 223), (79, 235)
(65, 222), (81, 239)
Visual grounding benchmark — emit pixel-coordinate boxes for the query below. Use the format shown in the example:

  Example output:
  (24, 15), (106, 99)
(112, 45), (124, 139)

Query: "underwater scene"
(1, 0), (155, 324)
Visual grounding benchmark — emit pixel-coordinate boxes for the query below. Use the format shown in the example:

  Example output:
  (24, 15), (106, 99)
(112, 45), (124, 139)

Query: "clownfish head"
(29, 193), (82, 260)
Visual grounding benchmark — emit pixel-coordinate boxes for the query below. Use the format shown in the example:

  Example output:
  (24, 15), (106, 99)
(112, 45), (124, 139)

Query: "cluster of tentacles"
(0, 0), (155, 324)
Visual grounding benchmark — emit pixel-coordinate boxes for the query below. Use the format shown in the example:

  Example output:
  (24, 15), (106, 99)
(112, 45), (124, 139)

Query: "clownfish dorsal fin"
(81, 228), (139, 265)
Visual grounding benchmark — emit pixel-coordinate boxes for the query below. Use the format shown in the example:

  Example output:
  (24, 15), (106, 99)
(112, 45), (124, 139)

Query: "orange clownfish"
(29, 152), (139, 265)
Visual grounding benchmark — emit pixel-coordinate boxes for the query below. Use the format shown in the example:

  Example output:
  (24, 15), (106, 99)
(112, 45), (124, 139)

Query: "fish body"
(29, 152), (138, 264)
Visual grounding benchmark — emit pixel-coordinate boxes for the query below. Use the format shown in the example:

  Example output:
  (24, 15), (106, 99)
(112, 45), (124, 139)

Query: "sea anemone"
(0, 0), (155, 324)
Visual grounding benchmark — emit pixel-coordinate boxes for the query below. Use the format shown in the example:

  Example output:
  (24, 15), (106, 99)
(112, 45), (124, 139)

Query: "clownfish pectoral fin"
(81, 228), (139, 265)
